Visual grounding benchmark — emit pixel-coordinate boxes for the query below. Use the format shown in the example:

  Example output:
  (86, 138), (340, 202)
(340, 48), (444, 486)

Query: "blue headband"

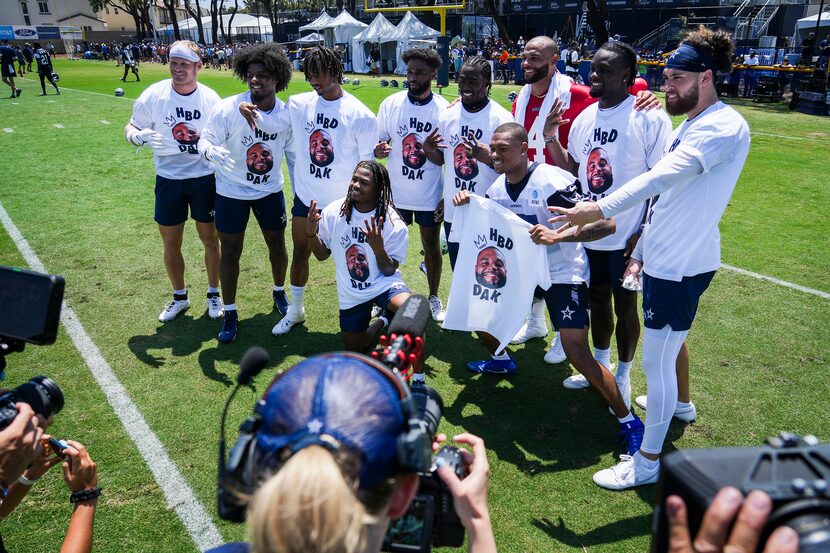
(665, 44), (718, 73)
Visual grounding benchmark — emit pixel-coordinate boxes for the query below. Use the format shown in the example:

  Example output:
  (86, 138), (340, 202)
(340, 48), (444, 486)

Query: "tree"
(585, 0), (609, 48)
(183, 0), (207, 44)
(219, 0), (240, 43)
(482, 0), (512, 46)
(163, 0), (181, 40)
(88, 0), (152, 40)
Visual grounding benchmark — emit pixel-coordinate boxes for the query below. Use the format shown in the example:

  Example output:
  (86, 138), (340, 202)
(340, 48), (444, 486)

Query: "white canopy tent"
(296, 32), (325, 44)
(793, 11), (830, 44)
(319, 10), (368, 47)
(160, 14), (273, 42)
(350, 13), (398, 74)
(385, 12), (440, 75)
(299, 10), (334, 33)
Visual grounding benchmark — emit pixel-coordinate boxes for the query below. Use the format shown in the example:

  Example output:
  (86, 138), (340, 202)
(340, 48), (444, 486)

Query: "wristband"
(17, 474), (36, 486)
(543, 135), (557, 143)
(70, 487), (101, 504)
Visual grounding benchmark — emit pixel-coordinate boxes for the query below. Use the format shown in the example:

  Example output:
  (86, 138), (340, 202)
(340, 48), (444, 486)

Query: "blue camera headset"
(217, 350), (433, 522)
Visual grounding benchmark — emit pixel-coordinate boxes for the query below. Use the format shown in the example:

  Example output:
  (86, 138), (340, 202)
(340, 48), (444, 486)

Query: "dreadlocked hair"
(597, 41), (638, 87)
(232, 43), (293, 93)
(681, 26), (735, 74)
(339, 161), (395, 226)
(462, 55), (492, 92)
(304, 46), (344, 83)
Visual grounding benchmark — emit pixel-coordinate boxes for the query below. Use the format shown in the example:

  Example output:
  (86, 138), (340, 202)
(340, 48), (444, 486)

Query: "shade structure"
(299, 9), (334, 32)
(793, 12), (830, 44)
(319, 10), (368, 46)
(159, 14), (273, 42)
(297, 32), (325, 44)
(385, 12), (440, 74)
(351, 13), (398, 74)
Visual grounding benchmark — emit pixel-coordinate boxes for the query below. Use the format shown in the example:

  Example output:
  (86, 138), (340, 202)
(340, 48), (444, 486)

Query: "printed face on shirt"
(346, 243), (370, 283)
(246, 142), (273, 175)
(402, 133), (426, 170)
(172, 122), (200, 145)
(309, 129), (335, 167)
(453, 143), (479, 180)
(475, 247), (507, 289)
(586, 147), (613, 194)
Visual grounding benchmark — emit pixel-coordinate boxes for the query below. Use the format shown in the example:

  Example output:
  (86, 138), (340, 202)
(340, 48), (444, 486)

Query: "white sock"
(594, 347), (611, 369)
(617, 360), (632, 379)
(531, 297), (546, 318)
(290, 285), (305, 310)
(635, 452), (659, 469)
(378, 315), (389, 328)
(491, 352), (511, 361)
(618, 412), (635, 424)
(411, 373), (425, 383)
(640, 325), (688, 455)
(207, 286), (219, 294)
(224, 303), (237, 312)
(676, 400), (692, 409)
(174, 288), (187, 296)
(273, 285), (284, 292)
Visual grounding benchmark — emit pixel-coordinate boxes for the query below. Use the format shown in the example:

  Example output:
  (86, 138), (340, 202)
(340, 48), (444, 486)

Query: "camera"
(652, 432), (830, 553)
(0, 265), (64, 347)
(382, 383), (467, 552)
(0, 376), (64, 430)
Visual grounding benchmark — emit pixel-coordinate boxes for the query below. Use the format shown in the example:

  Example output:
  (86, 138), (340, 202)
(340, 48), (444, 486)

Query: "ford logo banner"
(14, 28), (37, 38)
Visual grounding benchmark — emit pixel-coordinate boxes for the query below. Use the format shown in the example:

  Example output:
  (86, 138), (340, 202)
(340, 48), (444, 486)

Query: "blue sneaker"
(467, 357), (517, 375)
(218, 310), (238, 343)
(273, 290), (290, 316)
(618, 416), (645, 456)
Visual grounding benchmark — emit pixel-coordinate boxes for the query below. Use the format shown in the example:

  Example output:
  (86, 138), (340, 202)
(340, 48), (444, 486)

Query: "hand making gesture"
(361, 215), (386, 253)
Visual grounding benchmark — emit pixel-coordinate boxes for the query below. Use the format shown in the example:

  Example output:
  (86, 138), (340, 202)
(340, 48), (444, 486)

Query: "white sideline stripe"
(750, 131), (810, 141)
(2, 128), (12, 133)
(0, 201), (225, 552)
(722, 264), (829, 299)
(99, 119), (110, 124)
(54, 123), (64, 128)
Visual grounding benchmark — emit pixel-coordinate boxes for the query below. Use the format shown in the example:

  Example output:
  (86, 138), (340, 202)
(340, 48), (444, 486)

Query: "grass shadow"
(533, 512), (654, 549)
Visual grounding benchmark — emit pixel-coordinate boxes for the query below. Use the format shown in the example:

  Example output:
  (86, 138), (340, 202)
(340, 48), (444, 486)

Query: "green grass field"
(0, 59), (828, 553)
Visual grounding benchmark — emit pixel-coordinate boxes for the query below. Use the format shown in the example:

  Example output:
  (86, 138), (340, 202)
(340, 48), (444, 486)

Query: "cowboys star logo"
(561, 306), (575, 320)
(644, 308), (654, 320)
(307, 418), (323, 433)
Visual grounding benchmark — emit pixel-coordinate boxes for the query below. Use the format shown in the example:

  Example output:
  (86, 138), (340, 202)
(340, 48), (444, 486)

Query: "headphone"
(217, 351), (433, 523)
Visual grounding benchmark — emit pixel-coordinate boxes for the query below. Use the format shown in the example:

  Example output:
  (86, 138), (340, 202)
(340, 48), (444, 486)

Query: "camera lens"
(410, 383), (443, 439)
(0, 376), (64, 429)
(768, 498), (830, 552)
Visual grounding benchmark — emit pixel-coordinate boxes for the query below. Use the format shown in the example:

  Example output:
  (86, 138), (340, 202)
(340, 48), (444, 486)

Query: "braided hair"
(462, 55), (493, 93)
(597, 41), (638, 87)
(339, 161), (395, 227)
(304, 46), (344, 84)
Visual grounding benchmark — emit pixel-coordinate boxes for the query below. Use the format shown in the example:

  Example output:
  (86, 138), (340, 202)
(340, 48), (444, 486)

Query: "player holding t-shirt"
(124, 40), (223, 323)
(510, 36), (657, 361)
(198, 43), (295, 343)
(307, 162), (423, 382)
(542, 41), (673, 407)
(240, 46), (378, 336)
(375, 48), (449, 323)
(32, 42), (60, 96)
(551, 27), (750, 490)
(422, 56), (513, 270)
(453, 122), (645, 456)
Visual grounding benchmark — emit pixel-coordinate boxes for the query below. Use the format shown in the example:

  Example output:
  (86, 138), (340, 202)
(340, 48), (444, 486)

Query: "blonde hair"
(170, 40), (200, 56)
(249, 445), (366, 553)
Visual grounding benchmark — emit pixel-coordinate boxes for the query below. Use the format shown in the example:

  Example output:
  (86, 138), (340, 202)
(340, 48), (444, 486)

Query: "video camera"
(652, 432), (830, 552)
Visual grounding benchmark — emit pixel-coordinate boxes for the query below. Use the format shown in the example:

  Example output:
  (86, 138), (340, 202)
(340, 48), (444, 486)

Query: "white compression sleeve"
(640, 324), (688, 455)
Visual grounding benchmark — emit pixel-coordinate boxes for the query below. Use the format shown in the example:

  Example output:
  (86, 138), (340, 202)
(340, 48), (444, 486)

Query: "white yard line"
(2, 128), (12, 133)
(99, 119), (110, 124)
(0, 202), (225, 552)
(54, 123), (64, 128)
(721, 264), (829, 299)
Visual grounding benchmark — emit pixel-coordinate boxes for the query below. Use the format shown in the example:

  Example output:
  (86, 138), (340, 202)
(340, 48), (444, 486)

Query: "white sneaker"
(206, 295), (224, 319)
(510, 317), (547, 344)
(592, 453), (660, 490)
(634, 395), (697, 423)
(564, 363), (615, 390)
(543, 333), (567, 364)
(159, 298), (190, 322)
(428, 295), (445, 323)
(272, 308), (306, 336)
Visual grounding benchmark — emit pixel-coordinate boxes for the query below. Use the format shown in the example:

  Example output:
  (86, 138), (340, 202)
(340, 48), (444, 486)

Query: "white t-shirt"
(487, 163), (590, 285)
(567, 95), (673, 251)
(439, 100), (513, 223)
(444, 194), (551, 352)
(597, 102), (751, 281)
(377, 91), (450, 211)
(318, 198), (409, 309)
(258, 90), (378, 209)
(130, 80), (220, 179)
(200, 92), (294, 200)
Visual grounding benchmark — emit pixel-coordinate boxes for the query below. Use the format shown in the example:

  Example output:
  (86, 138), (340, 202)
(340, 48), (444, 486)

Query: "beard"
(523, 63), (549, 85)
(408, 80), (430, 98)
(665, 82), (699, 116)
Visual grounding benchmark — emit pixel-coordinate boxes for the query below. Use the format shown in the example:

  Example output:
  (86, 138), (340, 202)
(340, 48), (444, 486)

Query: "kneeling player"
(306, 161), (424, 381)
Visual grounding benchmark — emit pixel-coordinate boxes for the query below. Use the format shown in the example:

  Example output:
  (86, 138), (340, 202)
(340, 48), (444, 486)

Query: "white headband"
(169, 44), (200, 63)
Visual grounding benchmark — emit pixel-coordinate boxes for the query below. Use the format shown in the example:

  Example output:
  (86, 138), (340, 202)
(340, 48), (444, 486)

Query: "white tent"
(296, 32), (325, 44)
(160, 14), (273, 42)
(350, 13), (398, 74)
(319, 10), (368, 47)
(793, 11), (830, 44)
(299, 10), (334, 33)
(385, 12), (440, 74)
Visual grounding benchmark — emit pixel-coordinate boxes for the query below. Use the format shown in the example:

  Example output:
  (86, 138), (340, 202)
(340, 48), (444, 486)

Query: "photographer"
(209, 353), (496, 553)
(0, 403), (46, 489)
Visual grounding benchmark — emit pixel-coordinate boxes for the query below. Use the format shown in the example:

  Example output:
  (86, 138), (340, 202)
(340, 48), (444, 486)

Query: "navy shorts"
(641, 271), (715, 331)
(397, 208), (439, 228)
(443, 221), (460, 270)
(154, 174), (216, 226)
(544, 283), (590, 330)
(586, 248), (630, 293)
(290, 195), (324, 218)
(339, 283), (411, 333)
(214, 192), (286, 234)
(2, 63), (15, 79)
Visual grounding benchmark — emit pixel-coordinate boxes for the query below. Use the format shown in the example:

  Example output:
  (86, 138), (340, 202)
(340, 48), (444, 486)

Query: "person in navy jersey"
(0, 40), (20, 98)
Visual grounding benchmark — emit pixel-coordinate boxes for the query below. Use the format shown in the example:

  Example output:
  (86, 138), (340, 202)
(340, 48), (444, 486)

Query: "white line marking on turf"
(54, 123), (64, 128)
(99, 119), (110, 124)
(0, 203), (225, 551)
(2, 128), (12, 133)
(722, 264), (829, 299)
(750, 131), (808, 141)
